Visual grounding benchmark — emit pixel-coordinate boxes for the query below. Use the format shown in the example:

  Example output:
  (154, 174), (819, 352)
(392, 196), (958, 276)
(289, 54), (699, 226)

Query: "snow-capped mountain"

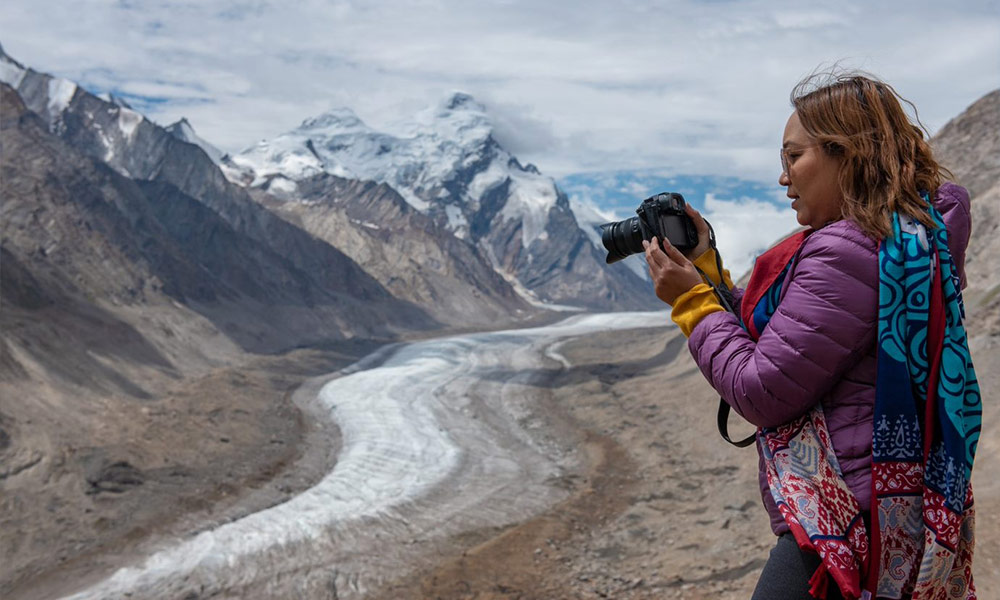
(0, 46), (442, 351)
(228, 94), (551, 241)
(226, 93), (657, 310)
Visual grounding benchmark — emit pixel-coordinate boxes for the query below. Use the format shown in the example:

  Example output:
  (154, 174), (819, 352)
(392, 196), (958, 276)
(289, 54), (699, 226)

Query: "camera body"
(601, 192), (698, 264)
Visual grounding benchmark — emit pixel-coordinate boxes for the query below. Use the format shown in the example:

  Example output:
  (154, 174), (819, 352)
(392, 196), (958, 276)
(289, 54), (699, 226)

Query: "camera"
(601, 192), (698, 264)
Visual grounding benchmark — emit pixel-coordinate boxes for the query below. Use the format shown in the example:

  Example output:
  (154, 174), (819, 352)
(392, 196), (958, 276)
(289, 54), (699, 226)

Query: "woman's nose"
(778, 170), (790, 186)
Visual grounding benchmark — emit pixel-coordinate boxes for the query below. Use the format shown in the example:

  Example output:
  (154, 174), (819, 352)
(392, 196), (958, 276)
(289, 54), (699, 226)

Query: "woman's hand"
(644, 236), (704, 306)
(683, 204), (711, 261)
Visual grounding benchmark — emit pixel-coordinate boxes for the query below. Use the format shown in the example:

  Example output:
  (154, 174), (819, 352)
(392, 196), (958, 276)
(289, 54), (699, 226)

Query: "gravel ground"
(5, 318), (996, 600)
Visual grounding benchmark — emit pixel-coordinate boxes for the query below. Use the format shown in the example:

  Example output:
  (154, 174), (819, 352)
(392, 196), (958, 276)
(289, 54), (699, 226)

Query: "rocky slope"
(0, 52), (437, 353)
(931, 89), (1000, 598)
(0, 82), (268, 592)
(931, 88), (1000, 341)
(0, 50), (433, 594)
(252, 173), (531, 327)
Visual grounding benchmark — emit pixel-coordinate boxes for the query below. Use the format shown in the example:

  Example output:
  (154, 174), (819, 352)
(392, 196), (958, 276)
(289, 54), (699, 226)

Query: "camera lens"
(600, 217), (645, 264)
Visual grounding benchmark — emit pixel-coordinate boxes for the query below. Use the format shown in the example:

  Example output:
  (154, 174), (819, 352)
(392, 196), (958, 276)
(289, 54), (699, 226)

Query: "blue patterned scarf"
(870, 206), (980, 599)
(749, 206), (980, 600)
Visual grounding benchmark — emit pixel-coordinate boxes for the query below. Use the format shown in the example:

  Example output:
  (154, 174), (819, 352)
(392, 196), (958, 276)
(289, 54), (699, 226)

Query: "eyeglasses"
(780, 143), (821, 177)
(780, 147), (794, 176)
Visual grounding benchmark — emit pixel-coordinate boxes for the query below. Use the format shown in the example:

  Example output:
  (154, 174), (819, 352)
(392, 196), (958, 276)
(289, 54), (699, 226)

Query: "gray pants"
(751, 533), (846, 600)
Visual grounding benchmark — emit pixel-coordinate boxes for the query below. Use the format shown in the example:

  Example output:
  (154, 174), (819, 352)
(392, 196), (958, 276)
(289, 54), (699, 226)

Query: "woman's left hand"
(643, 236), (704, 306)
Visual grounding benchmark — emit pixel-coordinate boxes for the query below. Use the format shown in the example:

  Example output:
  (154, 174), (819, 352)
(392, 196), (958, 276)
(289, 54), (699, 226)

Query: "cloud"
(1, 0), (997, 181)
(484, 99), (561, 158)
(701, 192), (799, 278)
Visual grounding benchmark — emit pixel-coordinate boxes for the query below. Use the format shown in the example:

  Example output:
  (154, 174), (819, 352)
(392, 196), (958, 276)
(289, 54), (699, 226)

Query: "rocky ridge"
(931, 89), (1000, 342)
(251, 173), (530, 326)
(0, 50), (437, 352)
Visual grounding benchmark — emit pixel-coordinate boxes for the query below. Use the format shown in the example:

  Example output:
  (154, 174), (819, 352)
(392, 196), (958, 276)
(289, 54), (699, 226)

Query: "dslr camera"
(601, 192), (698, 264)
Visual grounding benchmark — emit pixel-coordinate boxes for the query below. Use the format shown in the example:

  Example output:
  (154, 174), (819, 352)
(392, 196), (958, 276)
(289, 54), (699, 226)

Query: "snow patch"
(96, 123), (117, 162)
(117, 107), (143, 140)
(0, 58), (26, 88)
(47, 77), (77, 117)
(394, 187), (431, 211)
(219, 159), (256, 186)
(266, 176), (298, 195)
(229, 144), (327, 187)
(350, 218), (381, 230)
(445, 204), (468, 235)
(501, 172), (558, 248)
(467, 160), (508, 200)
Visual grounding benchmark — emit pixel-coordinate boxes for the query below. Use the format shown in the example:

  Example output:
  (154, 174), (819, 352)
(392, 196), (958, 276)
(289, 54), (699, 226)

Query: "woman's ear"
(822, 140), (845, 157)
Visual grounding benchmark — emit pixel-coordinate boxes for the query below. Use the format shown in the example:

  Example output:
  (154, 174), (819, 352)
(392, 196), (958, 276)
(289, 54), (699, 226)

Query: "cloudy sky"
(4, 0), (998, 183)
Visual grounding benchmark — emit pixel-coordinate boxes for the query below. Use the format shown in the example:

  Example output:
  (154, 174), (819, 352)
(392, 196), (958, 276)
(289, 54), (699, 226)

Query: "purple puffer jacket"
(688, 182), (972, 536)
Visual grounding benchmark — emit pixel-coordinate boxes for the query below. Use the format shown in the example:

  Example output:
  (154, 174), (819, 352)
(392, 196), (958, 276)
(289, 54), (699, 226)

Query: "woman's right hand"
(643, 236), (703, 306)
(683, 204), (712, 261)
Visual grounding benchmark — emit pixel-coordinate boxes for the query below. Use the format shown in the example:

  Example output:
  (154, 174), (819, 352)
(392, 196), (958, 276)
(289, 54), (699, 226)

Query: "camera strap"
(698, 221), (756, 449)
(717, 403), (757, 447)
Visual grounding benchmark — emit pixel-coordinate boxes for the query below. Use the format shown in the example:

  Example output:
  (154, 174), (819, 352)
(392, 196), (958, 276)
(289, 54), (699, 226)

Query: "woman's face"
(779, 112), (845, 230)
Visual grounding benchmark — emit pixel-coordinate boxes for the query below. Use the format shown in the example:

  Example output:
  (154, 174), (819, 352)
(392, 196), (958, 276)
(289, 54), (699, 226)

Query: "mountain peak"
(441, 92), (485, 113)
(419, 92), (492, 144)
(166, 117), (223, 163)
(101, 92), (133, 109)
(0, 47), (27, 86)
(165, 117), (192, 133)
(299, 107), (368, 133)
(0, 42), (13, 64)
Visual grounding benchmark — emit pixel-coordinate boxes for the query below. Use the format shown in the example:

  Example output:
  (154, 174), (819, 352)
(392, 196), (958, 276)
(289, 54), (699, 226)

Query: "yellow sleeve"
(692, 248), (734, 289)
(671, 283), (725, 337)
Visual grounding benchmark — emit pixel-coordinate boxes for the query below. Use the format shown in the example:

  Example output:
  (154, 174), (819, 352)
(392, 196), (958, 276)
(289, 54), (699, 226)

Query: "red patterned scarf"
(744, 210), (978, 600)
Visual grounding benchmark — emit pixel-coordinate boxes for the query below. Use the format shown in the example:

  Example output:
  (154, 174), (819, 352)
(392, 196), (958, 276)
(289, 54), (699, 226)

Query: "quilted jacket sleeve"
(687, 223), (878, 428)
(935, 182), (971, 289)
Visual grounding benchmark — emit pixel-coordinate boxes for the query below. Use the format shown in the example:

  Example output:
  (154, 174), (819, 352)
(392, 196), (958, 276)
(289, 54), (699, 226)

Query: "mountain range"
(222, 91), (655, 311)
(0, 44), (660, 375)
(0, 47), (660, 590)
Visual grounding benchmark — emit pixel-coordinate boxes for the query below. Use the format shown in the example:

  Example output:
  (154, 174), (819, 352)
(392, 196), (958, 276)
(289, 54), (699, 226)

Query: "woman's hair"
(791, 69), (950, 239)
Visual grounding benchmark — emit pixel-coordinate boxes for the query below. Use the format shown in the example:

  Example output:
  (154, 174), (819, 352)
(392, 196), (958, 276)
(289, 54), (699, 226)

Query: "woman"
(643, 72), (979, 600)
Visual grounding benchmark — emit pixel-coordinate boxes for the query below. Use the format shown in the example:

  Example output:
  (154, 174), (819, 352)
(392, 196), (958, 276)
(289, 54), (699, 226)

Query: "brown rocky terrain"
(932, 87), (1000, 598)
(0, 346), (355, 599)
(933, 89), (1000, 341)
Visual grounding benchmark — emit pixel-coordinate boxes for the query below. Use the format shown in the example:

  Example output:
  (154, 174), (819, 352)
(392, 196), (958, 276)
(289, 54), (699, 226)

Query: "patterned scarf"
(743, 208), (980, 600)
(870, 208), (979, 599)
